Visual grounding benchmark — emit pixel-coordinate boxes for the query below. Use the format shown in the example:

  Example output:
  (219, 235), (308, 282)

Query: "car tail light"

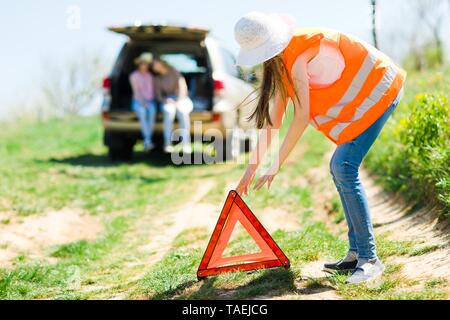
(103, 77), (111, 90)
(212, 113), (221, 122)
(213, 79), (224, 92)
(101, 110), (110, 121)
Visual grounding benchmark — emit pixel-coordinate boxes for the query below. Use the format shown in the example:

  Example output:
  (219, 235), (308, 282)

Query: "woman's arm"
(253, 56), (311, 191)
(177, 76), (189, 99)
(129, 73), (145, 105)
(236, 91), (288, 196)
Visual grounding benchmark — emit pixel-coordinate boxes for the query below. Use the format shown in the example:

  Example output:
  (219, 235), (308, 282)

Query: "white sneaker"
(144, 142), (155, 152)
(164, 144), (174, 153)
(345, 258), (385, 284)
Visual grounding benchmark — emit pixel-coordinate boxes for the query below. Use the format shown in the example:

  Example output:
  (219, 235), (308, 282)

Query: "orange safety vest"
(282, 28), (406, 144)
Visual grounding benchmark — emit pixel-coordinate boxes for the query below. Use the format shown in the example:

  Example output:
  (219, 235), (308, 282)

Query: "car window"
(220, 48), (239, 77)
(159, 53), (206, 73)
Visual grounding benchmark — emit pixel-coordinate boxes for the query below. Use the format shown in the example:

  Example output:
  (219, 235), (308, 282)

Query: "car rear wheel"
(104, 131), (136, 161)
(108, 144), (133, 161)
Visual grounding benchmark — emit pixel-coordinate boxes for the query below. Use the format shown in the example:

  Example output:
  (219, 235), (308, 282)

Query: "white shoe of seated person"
(164, 144), (174, 153)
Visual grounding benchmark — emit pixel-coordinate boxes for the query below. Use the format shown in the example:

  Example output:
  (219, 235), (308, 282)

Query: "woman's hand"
(236, 164), (257, 196)
(253, 164), (279, 191)
(236, 92), (288, 196)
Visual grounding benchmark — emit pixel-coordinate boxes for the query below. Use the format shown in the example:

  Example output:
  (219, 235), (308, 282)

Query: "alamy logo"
(66, 5), (81, 30)
(169, 122), (281, 170)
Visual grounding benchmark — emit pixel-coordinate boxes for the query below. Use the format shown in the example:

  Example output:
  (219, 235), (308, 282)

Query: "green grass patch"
(0, 215), (128, 299)
(138, 221), (347, 300)
(331, 196), (345, 224)
(376, 236), (416, 258)
(138, 223), (445, 300)
(424, 277), (447, 289)
(0, 262), (85, 300)
(409, 244), (443, 257)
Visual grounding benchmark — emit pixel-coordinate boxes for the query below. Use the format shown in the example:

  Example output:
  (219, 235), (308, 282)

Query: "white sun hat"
(134, 52), (153, 65)
(234, 11), (296, 66)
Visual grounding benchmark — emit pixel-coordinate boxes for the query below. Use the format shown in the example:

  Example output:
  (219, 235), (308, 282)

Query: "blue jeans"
(161, 95), (191, 147)
(132, 99), (156, 146)
(330, 92), (402, 259)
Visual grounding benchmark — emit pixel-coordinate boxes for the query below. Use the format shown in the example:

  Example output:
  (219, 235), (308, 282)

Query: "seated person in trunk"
(153, 58), (193, 153)
(129, 52), (156, 151)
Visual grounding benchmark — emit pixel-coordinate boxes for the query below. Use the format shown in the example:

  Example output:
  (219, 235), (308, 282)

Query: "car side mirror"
(237, 67), (258, 83)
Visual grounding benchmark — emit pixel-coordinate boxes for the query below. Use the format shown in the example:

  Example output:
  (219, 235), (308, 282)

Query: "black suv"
(101, 23), (257, 160)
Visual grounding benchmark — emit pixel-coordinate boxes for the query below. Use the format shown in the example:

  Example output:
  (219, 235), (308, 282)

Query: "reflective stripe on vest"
(317, 64), (398, 140)
(283, 29), (406, 144)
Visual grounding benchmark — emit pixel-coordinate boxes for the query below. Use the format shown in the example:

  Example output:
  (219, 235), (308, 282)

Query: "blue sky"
(0, 0), (449, 119)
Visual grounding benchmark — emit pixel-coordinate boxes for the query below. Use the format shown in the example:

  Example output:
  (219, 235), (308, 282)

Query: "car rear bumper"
(102, 111), (226, 137)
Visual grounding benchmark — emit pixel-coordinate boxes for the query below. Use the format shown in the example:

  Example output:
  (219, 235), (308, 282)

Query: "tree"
(410, 0), (447, 66)
(370, 0), (379, 49)
(40, 51), (107, 117)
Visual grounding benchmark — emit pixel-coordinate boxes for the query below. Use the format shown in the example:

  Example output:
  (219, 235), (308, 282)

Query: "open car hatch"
(108, 24), (209, 41)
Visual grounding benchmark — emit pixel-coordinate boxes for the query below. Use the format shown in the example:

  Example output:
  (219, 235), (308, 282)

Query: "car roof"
(108, 23), (210, 41)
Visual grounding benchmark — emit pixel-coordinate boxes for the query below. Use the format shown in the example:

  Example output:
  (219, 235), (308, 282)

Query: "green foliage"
(366, 93), (450, 216)
(399, 95), (448, 148)
(399, 94), (449, 207)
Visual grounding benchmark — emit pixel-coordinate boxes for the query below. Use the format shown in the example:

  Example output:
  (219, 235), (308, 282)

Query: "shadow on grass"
(188, 270), (337, 300)
(42, 150), (217, 168)
(151, 268), (323, 300)
(204, 269), (296, 300)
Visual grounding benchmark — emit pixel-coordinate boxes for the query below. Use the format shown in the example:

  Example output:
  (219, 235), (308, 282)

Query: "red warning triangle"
(197, 190), (290, 279)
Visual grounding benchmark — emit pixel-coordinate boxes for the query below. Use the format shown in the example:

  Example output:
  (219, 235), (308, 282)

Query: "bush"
(366, 93), (449, 216)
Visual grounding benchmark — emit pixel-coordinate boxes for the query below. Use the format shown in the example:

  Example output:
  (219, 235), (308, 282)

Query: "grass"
(0, 76), (448, 299)
(136, 220), (437, 300)
(409, 244), (444, 257)
(0, 117), (205, 215)
(331, 196), (345, 224)
(0, 215), (128, 299)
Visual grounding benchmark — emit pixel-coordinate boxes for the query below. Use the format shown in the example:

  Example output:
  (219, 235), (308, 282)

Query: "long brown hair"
(249, 54), (291, 129)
